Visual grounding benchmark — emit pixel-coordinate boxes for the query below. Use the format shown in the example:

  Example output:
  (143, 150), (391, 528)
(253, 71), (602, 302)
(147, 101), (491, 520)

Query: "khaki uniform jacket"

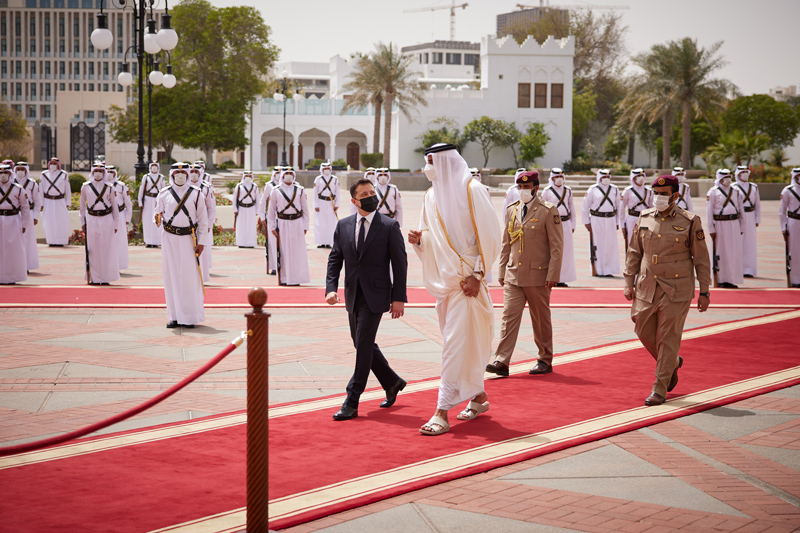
(499, 196), (564, 286)
(624, 206), (712, 303)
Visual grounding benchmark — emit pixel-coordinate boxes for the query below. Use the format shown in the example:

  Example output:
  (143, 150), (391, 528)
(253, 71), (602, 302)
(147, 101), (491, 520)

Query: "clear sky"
(211, 0), (799, 96)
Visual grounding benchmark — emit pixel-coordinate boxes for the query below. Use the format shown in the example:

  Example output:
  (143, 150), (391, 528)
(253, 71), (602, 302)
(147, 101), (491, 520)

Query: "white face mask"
(93, 171), (104, 181)
(553, 177), (564, 187)
(15, 169), (25, 179)
(244, 177), (253, 185)
(519, 189), (534, 203)
(738, 173), (749, 182)
(600, 177), (610, 186)
(322, 169), (331, 177)
(634, 177), (644, 186)
(49, 165), (58, 173)
(173, 173), (187, 186)
(189, 172), (200, 183)
(377, 175), (389, 186)
(0, 174), (9, 183)
(423, 163), (436, 182)
(654, 194), (672, 212)
(109, 173), (117, 182)
(676, 173), (685, 182)
(720, 177), (731, 188)
(283, 174), (294, 184)
(150, 167), (159, 175)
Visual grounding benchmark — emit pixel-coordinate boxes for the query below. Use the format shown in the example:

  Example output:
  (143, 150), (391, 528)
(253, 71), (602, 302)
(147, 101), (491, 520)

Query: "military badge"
(672, 225), (685, 231)
(554, 215), (561, 224)
(696, 229), (705, 241)
(657, 177), (665, 185)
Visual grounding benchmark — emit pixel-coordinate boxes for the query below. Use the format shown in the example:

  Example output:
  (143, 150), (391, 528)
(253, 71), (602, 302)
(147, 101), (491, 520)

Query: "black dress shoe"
(718, 282), (739, 288)
(380, 379), (406, 408)
(792, 284), (800, 289)
(743, 274), (754, 278)
(667, 356), (683, 392)
(166, 321), (179, 329)
(529, 361), (552, 374)
(269, 270), (276, 275)
(485, 360), (509, 377)
(556, 282), (569, 287)
(333, 405), (358, 420)
(645, 393), (665, 406)
(179, 324), (195, 329)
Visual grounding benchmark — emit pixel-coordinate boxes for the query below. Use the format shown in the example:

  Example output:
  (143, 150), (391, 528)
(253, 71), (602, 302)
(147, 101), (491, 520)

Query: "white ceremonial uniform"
(0, 179), (30, 283)
(582, 174), (622, 276)
(39, 165), (71, 245)
(706, 175), (745, 286)
(780, 175), (800, 286)
(138, 169), (164, 246)
(259, 177), (279, 272)
(542, 180), (577, 283)
(80, 178), (120, 284)
(502, 185), (520, 224)
(196, 180), (216, 283)
(155, 180), (208, 325)
(18, 169), (40, 270)
(313, 171), (340, 246)
(675, 179), (693, 212)
(110, 177), (132, 270)
(268, 179), (310, 285)
(375, 182), (403, 227)
(233, 179), (259, 247)
(734, 174), (761, 277)
(620, 179), (653, 248)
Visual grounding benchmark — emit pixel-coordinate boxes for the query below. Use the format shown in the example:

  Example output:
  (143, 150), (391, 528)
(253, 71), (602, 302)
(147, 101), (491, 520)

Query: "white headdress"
(428, 145), (474, 254)
(596, 169), (610, 184)
(715, 168), (732, 188)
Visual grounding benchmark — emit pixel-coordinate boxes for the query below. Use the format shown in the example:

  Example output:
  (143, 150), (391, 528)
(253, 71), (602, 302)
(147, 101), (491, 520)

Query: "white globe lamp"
(144, 20), (161, 55)
(90, 13), (113, 50)
(149, 64), (164, 86)
(117, 63), (133, 87)
(162, 65), (176, 89)
(156, 14), (179, 51)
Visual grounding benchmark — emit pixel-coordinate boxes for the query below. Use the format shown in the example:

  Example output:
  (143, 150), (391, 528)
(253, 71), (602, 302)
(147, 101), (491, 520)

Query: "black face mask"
(358, 195), (379, 213)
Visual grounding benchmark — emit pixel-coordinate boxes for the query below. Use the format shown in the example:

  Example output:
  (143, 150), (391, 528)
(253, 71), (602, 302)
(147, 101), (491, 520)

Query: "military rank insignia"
(672, 225), (685, 231)
(696, 229), (705, 241)
(554, 215), (561, 224)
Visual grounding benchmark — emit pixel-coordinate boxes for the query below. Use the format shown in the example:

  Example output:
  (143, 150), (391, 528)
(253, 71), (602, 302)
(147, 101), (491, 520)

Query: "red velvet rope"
(0, 335), (246, 457)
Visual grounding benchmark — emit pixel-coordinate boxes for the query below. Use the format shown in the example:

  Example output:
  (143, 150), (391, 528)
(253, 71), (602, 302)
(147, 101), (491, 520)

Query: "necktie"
(357, 217), (366, 252)
(522, 204), (528, 221)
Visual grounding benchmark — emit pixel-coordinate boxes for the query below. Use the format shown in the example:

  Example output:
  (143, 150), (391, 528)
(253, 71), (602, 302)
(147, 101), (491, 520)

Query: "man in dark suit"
(325, 178), (409, 420)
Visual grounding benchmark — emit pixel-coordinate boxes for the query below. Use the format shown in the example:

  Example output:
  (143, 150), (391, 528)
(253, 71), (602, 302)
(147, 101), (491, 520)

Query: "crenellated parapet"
(482, 34), (575, 57)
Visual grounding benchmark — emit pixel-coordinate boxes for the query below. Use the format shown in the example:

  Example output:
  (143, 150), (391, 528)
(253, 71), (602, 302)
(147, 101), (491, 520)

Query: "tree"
(722, 94), (800, 149)
(340, 53), (384, 153)
(416, 117), (466, 153)
(518, 122), (551, 166)
(701, 130), (770, 168)
(603, 123), (628, 161)
(572, 84), (597, 141)
(496, 121), (522, 167)
(463, 116), (508, 167)
(0, 105), (31, 161)
(762, 147), (789, 168)
(669, 119), (718, 166)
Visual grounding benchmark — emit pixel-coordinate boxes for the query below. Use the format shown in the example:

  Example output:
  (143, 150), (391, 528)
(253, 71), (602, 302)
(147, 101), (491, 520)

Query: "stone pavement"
(1, 191), (799, 532)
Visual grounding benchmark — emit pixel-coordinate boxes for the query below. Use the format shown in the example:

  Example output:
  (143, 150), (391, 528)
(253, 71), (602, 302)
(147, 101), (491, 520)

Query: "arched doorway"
(267, 142), (278, 168)
(346, 142), (360, 169)
(314, 142), (325, 160)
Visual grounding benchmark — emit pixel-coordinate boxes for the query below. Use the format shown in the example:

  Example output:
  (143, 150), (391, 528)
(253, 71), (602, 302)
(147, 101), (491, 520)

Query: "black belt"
(560, 215), (570, 222)
(713, 214), (739, 221)
(88, 207), (112, 217)
(163, 223), (194, 236)
(788, 212), (800, 220)
(627, 209), (641, 217)
(590, 209), (616, 218)
(238, 201), (256, 208)
(145, 192), (158, 198)
(0, 208), (20, 216)
(744, 206), (755, 212)
(44, 193), (65, 200)
(318, 194), (334, 201)
(277, 212), (302, 220)
(118, 204), (126, 212)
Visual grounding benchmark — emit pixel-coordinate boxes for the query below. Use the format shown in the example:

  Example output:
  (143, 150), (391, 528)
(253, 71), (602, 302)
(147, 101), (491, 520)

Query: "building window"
(59, 83), (64, 90)
(1, 61), (5, 78)
(73, 62), (79, 76)
(432, 52), (442, 64)
(15, 61), (21, 76)
(102, 83), (107, 91)
(314, 142), (325, 160)
(58, 16), (64, 37)
(86, 110), (94, 121)
(72, 82), (78, 90)
(30, 40), (36, 54)
(445, 53), (461, 65)
(27, 0), (37, 7)
(30, 83), (36, 98)
(102, 62), (107, 77)
(42, 0), (51, 9)
(44, 39), (50, 56)
(44, 105), (51, 119)
(1, 39), (5, 56)
(1, 83), (5, 97)
(1, 16), (5, 37)
(44, 16), (50, 37)
(45, 62), (51, 77)
(30, 61), (36, 77)
(15, 15), (20, 36)
(82, 0), (92, 8)
(59, 40), (64, 55)
(45, 83), (51, 99)
(55, 0), (64, 6)
(15, 83), (21, 99)
(69, 0), (79, 7)
(465, 54), (479, 66)
(517, 83), (530, 108)
(551, 83), (563, 109)
(88, 62), (93, 77)
(30, 17), (35, 36)
(534, 83), (547, 108)
(15, 38), (21, 55)
(73, 19), (79, 38)
(88, 83), (94, 91)
(59, 61), (64, 76)
(28, 105), (35, 119)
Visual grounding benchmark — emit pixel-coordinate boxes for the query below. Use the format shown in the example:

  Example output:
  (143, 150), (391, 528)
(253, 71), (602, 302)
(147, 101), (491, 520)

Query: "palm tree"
(340, 54), (384, 154)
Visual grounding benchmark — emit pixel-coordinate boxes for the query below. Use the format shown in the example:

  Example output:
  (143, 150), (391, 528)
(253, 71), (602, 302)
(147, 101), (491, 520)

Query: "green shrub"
(225, 180), (238, 193)
(68, 173), (86, 193)
(360, 153), (383, 168)
(255, 174), (271, 187)
(217, 160), (238, 170)
(332, 158), (347, 167)
(307, 158), (324, 169)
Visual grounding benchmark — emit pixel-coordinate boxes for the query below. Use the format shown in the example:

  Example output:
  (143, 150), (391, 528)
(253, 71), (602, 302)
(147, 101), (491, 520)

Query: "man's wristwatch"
(472, 272), (483, 282)
(699, 291), (710, 299)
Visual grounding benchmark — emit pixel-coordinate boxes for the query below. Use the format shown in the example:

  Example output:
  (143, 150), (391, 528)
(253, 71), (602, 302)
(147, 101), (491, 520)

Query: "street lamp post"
(273, 71), (290, 166)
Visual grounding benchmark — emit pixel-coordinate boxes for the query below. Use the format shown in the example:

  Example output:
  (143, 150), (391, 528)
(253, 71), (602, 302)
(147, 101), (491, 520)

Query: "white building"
(401, 40), (480, 89)
(247, 34), (575, 172)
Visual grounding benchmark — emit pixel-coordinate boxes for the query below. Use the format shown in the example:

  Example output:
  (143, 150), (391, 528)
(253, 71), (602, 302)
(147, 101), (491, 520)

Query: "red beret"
(516, 170), (539, 185)
(652, 174), (679, 188)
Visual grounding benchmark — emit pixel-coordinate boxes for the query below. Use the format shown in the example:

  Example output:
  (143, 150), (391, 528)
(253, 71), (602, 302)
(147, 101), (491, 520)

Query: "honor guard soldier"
(154, 163), (208, 328)
(375, 168), (403, 227)
(106, 165), (132, 271)
(313, 161), (339, 248)
(15, 162), (40, 271)
(621, 168), (653, 250)
(80, 164), (119, 285)
(624, 175), (712, 406)
(267, 167), (310, 286)
(582, 169), (622, 277)
(39, 157), (71, 246)
(233, 171), (259, 248)
(733, 166), (760, 278)
(0, 164), (30, 284)
(541, 168), (576, 286)
(470, 167), (489, 190)
(673, 167), (693, 211)
(139, 162), (165, 248)
(259, 167), (281, 274)
(706, 169), (745, 288)
(487, 170), (563, 377)
(780, 168), (800, 288)
(189, 163), (216, 283)
(502, 168), (528, 224)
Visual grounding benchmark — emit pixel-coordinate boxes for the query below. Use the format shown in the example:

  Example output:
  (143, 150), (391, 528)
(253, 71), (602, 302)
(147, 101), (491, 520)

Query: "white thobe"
(735, 181), (761, 276)
(138, 173), (164, 246)
(39, 169), (71, 245)
(582, 184), (622, 276)
(0, 182), (29, 283)
(80, 181), (120, 284)
(20, 177), (40, 270)
(259, 181), (279, 272)
(620, 185), (653, 247)
(313, 174), (340, 246)
(197, 181), (216, 282)
(415, 181), (501, 410)
(780, 184), (800, 285)
(111, 180), (132, 270)
(155, 185), (208, 325)
(502, 185), (520, 224)
(233, 182), (259, 247)
(375, 183), (403, 228)
(542, 185), (577, 283)
(706, 185), (745, 285)
(267, 183), (310, 285)
(676, 182), (693, 212)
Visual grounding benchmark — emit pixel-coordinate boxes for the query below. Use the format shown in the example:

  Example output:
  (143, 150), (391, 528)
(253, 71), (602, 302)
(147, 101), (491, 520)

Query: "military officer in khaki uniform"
(486, 171), (564, 377)
(624, 175), (712, 406)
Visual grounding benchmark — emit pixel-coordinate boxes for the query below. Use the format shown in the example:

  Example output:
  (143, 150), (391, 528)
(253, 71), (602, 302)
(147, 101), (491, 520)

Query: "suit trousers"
(495, 282), (553, 366)
(631, 285), (691, 397)
(345, 284), (401, 408)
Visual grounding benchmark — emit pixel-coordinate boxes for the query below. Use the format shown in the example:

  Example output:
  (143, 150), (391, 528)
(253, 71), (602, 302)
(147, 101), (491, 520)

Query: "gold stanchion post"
(246, 287), (270, 532)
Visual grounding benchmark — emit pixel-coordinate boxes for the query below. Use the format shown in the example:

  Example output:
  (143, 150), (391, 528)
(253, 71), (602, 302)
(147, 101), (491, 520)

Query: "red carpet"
(1, 310), (799, 532)
(2, 285), (798, 309)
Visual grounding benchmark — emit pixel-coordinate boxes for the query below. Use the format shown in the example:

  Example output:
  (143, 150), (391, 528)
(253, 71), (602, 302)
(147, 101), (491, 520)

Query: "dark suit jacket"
(325, 212), (408, 314)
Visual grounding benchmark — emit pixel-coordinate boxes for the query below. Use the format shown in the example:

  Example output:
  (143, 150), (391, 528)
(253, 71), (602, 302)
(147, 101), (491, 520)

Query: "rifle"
(275, 228), (282, 285)
(84, 224), (91, 285)
(589, 230), (597, 277)
(191, 226), (206, 296)
(622, 227), (629, 253)
(711, 233), (720, 288)
(786, 232), (792, 288)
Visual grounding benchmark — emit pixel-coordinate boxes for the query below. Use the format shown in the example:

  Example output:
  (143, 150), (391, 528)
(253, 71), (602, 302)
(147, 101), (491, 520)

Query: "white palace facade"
(245, 35), (575, 172)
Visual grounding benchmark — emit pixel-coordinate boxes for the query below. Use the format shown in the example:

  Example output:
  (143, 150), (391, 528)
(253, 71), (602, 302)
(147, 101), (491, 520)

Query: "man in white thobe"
(106, 166), (132, 271)
(673, 167), (693, 212)
(542, 167), (576, 286)
(268, 167), (310, 286)
(189, 164), (216, 283)
(706, 169), (745, 288)
(15, 162), (39, 271)
(351, 167), (377, 215)
(0, 164), (29, 284)
(375, 168), (403, 227)
(582, 169), (621, 277)
(502, 168), (528, 224)
(39, 157), (71, 246)
(259, 167), (281, 275)
(154, 163), (208, 328)
(80, 164), (119, 285)
(408, 144), (501, 436)
(139, 162), (164, 248)
(780, 168), (800, 288)
(734, 166), (761, 278)
(233, 171), (259, 248)
(313, 162), (339, 248)
(621, 168), (654, 250)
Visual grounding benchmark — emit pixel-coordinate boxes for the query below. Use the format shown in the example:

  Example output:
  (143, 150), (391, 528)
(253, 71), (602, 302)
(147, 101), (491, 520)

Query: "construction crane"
(404, 1), (469, 41)
(516, 1), (629, 10)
